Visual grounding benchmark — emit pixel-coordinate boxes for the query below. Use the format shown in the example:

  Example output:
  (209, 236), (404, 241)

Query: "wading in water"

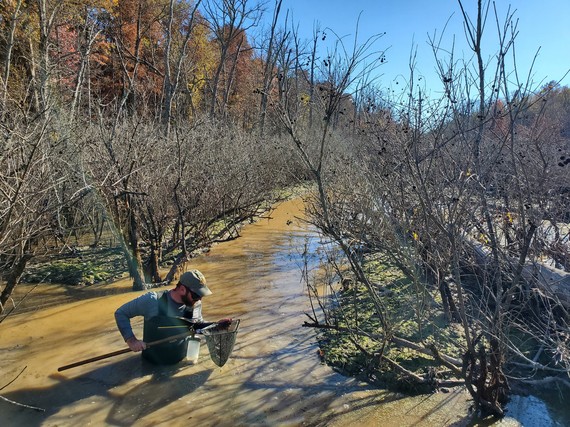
(115, 270), (230, 365)
(55, 270), (238, 372)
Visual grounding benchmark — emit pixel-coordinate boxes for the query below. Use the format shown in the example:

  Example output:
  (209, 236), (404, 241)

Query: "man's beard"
(182, 292), (194, 306)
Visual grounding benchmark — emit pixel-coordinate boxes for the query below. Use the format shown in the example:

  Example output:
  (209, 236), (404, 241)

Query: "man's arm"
(185, 303), (232, 331)
(189, 301), (203, 322)
(114, 292), (158, 351)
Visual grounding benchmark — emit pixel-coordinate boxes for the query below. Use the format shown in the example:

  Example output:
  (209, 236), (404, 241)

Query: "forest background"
(1, 0), (570, 419)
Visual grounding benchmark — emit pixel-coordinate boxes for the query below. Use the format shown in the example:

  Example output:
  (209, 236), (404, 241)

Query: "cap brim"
(194, 284), (212, 297)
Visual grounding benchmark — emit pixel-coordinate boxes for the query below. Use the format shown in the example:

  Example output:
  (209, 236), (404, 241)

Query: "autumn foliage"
(0, 0), (264, 124)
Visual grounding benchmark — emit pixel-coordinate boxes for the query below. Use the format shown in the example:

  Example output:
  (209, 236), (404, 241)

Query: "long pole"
(57, 331), (193, 372)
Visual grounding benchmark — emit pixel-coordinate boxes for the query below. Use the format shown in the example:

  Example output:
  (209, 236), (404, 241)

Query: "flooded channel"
(0, 198), (566, 426)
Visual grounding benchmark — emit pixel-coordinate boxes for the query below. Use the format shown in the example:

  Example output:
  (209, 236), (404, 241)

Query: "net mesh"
(202, 319), (240, 367)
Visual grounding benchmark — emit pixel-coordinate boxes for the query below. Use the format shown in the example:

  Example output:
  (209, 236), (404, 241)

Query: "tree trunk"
(439, 275), (460, 322)
(258, 0), (282, 134)
(1, 0), (24, 120)
(145, 242), (162, 284)
(36, 0), (60, 112)
(0, 254), (32, 314)
(221, 37), (243, 117)
(126, 200), (145, 290)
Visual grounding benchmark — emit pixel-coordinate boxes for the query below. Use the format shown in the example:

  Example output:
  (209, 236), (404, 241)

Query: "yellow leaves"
(300, 93), (310, 105)
(404, 228), (419, 242)
(476, 233), (489, 245)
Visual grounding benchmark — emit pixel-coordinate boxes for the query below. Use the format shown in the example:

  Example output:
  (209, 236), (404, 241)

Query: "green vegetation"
(21, 247), (127, 286)
(318, 257), (465, 393)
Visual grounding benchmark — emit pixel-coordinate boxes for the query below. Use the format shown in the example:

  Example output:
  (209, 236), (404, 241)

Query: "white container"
(186, 337), (201, 363)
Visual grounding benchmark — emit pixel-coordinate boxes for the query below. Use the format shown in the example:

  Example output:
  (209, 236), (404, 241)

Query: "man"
(115, 269), (214, 365)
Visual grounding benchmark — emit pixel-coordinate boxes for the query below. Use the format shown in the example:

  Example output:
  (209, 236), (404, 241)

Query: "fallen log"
(465, 236), (570, 308)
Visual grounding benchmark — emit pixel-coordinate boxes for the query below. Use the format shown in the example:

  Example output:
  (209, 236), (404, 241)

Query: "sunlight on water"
(0, 198), (568, 426)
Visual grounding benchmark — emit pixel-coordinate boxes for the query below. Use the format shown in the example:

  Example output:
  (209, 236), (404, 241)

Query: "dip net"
(202, 319), (240, 367)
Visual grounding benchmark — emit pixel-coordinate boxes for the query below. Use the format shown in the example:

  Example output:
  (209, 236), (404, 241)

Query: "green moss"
(22, 247), (126, 286)
(318, 254), (465, 391)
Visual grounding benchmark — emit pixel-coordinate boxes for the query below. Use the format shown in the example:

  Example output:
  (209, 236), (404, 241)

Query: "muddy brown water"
(0, 198), (563, 426)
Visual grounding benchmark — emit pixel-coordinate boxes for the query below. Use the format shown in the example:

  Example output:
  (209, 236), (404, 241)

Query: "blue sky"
(262, 0), (570, 97)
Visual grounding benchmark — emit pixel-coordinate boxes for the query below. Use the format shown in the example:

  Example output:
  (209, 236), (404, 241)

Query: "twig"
(0, 395), (45, 412)
(383, 355), (426, 383)
(512, 376), (570, 389)
(532, 345), (544, 363)
(0, 282), (41, 325)
(0, 366), (26, 391)
(510, 361), (568, 374)
(0, 366), (45, 411)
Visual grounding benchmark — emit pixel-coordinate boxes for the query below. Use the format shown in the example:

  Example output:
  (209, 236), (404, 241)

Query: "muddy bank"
(0, 198), (553, 426)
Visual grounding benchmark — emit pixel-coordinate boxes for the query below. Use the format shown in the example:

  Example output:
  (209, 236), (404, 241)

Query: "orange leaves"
(2, 0), (279, 123)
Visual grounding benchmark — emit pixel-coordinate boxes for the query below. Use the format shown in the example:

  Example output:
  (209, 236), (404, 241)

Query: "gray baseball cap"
(179, 270), (212, 297)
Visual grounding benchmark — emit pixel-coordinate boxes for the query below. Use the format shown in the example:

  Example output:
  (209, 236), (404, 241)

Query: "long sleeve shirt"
(114, 291), (203, 342)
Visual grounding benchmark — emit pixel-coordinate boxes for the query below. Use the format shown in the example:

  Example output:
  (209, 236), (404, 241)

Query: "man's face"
(181, 286), (202, 306)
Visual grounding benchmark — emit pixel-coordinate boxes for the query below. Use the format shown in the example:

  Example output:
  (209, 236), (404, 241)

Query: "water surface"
(0, 198), (563, 426)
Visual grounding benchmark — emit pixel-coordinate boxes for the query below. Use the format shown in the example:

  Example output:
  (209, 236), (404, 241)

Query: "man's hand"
(217, 318), (233, 329)
(126, 336), (147, 352)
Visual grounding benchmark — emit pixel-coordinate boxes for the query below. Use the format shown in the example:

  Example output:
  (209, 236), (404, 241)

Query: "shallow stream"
(0, 198), (566, 426)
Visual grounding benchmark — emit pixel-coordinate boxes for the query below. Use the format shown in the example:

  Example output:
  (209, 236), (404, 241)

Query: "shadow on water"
(105, 366), (213, 426)
(1, 356), (212, 427)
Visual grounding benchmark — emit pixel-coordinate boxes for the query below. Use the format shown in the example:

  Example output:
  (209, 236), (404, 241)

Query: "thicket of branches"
(1, 0), (570, 418)
(268, 0), (570, 418)
(0, 0), (308, 306)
